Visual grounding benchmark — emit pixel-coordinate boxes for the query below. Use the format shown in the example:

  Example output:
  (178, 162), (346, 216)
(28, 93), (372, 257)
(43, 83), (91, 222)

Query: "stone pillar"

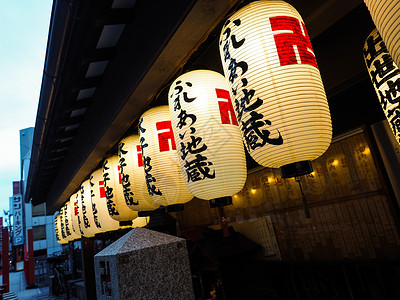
(94, 227), (194, 300)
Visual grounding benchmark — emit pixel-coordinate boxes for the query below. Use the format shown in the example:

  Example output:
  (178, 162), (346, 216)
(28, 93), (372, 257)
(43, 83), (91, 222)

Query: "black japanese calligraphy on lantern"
(364, 30), (400, 143)
(103, 160), (119, 217)
(90, 175), (101, 228)
(171, 79), (215, 182)
(80, 185), (90, 229)
(118, 143), (138, 206)
(220, 16), (284, 151)
(140, 120), (162, 197)
(63, 205), (71, 236)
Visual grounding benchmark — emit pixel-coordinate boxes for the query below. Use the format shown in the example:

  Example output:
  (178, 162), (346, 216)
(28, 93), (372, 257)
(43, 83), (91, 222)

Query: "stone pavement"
(2, 271), (78, 299)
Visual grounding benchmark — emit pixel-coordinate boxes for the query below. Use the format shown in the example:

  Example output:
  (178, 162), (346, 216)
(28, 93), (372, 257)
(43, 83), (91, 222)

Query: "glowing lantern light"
(118, 135), (160, 212)
(168, 70), (247, 201)
(219, 0), (332, 178)
(103, 155), (139, 222)
(62, 201), (80, 241)
(364, 0), (400, 69)
(131, 216), (150, 228)
(55, 213), (67, 245)
(90, 168), (121, 232)
(363, 29), (400, 145)
(139, 105), (193, 208)
(69, 192), (83, 237)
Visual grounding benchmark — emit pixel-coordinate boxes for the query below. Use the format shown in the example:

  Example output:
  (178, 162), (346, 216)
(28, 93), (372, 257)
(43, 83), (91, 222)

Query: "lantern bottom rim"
(280, 160), (313, 178)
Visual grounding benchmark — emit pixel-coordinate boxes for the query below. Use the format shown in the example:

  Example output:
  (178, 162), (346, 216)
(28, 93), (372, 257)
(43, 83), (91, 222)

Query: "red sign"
(271, 16), (317, 68)
(216, 88), (238, 125)
(156, 120), (176, 152)
(136, 145), (143, 167)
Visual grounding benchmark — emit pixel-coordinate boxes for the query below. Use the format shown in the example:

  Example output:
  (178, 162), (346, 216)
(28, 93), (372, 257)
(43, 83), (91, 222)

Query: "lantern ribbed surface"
(103, 155), (139, 221)
(139, 105), (193, 206)
(63, 201), (80, 241)
(364, 0), (400, 69)
(219, 0), (332, 168)
(55, 213), (67, 245)
(168, 69), (247, 200)
(90, 168), (121, 232)
(118, 135), (160, 211)
(69, 192), (82, 236)
(363, 28), (400, 145)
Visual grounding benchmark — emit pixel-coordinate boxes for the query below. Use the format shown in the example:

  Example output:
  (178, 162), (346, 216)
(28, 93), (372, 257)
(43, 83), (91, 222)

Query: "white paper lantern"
(79, 179), (102, 237)
(364, 0), (400, 69)
(364, 29), (400, 145)
(168, 69), (247, 200)
(219, 0), (332, 177)
(90, 168), (121, 232)
(118, 135), (160, 211)
(55, 213), (67, 245)
(69, 192), (83, 237)
(103, 155), (139, 222)
(139, 105), (193, 207)
(62, 201), (80, 241)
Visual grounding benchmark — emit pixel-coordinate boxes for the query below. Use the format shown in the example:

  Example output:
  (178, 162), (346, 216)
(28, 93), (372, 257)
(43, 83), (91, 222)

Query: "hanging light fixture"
(118, 135), (160, 213)
(139, 105), (193, 210)
(55, 213), (67, 245)
(218, 0), (332, 179)
(90, 168), (121, 232)
(62, 200), (81, 241)
(364, 0), (400, 69)
(103, 155), (139, 223)
(78, 179), (102, 237)
(168, 69), (247, 206)
(363, 28), (400, 145)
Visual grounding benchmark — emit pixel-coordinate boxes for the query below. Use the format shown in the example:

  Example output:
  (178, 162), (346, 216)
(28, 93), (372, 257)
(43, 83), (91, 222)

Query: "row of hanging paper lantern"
(363, 28), (400, 145)
(55, 0), (336, 243)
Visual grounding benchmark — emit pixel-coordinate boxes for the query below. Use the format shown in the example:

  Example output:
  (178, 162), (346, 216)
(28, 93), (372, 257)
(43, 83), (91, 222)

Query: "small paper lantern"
(139, 105), (193, 207)
(363, 29), (400, 145)
(364, 0), (400, 69)
(55, 213), (67, 245)
(69, 192), (82, 236)
(219, 0), (332, 177)
(90, 168), (121, 232)
(62, 201), (80, 241)
(103, 155), (139, 222)
(78, 179), (102, 237)
(118, 135), (160, 211)
(131, 216), (150, 228)
(168, 69), (247, 200)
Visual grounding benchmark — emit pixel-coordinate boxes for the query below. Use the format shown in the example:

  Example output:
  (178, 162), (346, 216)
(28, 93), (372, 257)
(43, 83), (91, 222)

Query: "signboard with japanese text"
(13, 194), (24, 245)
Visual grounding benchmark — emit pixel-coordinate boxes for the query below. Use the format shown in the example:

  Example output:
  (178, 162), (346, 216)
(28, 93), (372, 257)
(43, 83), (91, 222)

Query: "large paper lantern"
(118, 135), (160, 212)
(364, 0), (400, 69)
(139, 105), (193, 207)
(62, 200), (80, 241)
(55, 213), (67, 245)
(219, 0), (332, 178)
(103, 155), (139, 222)
(90, 168), (121, 232)
(168, 69), (247, 200)
(363, 29), (400, 145)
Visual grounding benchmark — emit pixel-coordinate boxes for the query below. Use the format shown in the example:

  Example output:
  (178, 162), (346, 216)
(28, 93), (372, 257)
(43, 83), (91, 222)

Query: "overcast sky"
(0, 1), (53, 221)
